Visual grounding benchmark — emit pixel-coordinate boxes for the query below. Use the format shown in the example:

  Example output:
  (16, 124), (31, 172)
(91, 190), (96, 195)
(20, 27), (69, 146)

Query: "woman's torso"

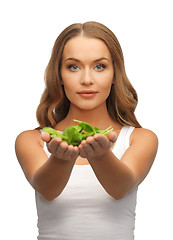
(36, 125), (137, 240)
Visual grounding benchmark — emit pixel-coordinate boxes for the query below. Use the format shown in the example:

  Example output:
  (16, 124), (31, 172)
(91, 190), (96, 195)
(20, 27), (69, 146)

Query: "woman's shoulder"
(130, 127), (158, 147)
(15, 129), (44, 148)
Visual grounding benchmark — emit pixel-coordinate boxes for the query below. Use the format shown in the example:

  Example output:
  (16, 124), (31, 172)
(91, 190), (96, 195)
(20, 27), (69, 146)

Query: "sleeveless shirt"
(36, 126), (137, 240)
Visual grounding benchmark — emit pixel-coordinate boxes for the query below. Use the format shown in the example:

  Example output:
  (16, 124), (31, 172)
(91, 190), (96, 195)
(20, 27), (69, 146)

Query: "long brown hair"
(36, 21), (141, 128)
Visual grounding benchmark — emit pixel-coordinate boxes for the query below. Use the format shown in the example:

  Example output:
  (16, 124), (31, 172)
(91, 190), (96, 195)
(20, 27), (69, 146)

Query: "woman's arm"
(79, 128), (158, 200)
(15, 130), (79, 201)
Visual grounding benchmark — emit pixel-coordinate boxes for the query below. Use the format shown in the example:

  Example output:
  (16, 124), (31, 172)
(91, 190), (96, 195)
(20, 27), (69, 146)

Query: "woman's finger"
(93, 134), (109, 148)
(63, 145), (75, 159)
(47, 139), (59, 154)
(107, 131), (117, 142)
(41, 132), (51, 143)
(79, 147), (87, 158)
(71, 146), (80, 159)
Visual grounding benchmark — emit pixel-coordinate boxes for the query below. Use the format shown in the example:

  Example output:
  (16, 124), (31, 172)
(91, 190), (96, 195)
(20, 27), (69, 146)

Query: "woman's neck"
(56, 103), (122, 131)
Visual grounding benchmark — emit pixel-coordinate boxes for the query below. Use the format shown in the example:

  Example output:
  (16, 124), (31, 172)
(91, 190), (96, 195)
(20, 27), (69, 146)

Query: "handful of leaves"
(43, 119), (113, 146)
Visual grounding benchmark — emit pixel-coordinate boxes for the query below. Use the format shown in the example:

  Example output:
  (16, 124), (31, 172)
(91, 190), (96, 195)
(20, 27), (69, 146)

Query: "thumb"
(41, 132), (51, 143)
(107, 131), (117, 143)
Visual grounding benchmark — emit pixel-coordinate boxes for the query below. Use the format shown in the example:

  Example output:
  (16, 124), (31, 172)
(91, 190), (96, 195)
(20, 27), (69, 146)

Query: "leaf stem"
(100, 126), (113, 135)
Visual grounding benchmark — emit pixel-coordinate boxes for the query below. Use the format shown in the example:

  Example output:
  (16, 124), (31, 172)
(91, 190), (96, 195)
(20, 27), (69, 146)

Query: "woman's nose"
(80, 68), (94, 85)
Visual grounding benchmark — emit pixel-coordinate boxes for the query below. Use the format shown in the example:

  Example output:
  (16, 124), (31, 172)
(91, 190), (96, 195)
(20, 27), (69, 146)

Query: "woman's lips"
(77, 90), (98, 98)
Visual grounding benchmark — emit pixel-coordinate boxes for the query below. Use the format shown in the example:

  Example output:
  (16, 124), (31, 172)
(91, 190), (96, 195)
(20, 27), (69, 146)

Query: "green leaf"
(74, 124), (83, 132)
(50, 134), (58, 138)
(79, 122), (94, 132)
(70, 141), (81, 146)
(81, 131), (95, 140)
(72, 133), (83, 142)
(43, 127), (63, 139)
(93, 127), (100, 134)
(63, 126), (77, 144)
(57, 132), (65, 138)
(43, 127), (58, 135)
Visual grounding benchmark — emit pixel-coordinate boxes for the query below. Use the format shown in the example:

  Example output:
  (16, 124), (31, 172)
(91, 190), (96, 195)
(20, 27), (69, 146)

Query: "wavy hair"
(36, 21), (141, 128)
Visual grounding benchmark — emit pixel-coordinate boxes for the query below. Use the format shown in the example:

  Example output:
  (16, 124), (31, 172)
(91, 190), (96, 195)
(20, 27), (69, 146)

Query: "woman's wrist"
(49, 153), (76, 165)
(88, 149), (111, 162)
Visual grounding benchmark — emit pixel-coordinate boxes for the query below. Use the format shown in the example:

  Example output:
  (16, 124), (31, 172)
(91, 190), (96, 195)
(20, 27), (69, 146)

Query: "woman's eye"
(67, 65), (79, 71)
(95, 64), (106, 71)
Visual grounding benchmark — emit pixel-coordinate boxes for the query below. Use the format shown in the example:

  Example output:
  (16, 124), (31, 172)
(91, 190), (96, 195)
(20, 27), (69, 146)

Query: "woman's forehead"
(62, 36), (112, 61)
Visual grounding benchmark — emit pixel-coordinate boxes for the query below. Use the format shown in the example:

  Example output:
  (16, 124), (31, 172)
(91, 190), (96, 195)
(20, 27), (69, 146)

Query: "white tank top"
(36, 126), (137, 240)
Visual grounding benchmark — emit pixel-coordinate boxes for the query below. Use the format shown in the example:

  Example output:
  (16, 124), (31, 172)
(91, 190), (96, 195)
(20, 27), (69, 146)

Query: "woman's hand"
(41, 133), (79, 161)
(78, 131), (117, 160)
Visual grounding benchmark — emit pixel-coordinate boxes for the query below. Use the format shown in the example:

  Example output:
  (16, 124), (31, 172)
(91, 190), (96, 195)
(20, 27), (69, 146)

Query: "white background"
(1, 0), (172, 239)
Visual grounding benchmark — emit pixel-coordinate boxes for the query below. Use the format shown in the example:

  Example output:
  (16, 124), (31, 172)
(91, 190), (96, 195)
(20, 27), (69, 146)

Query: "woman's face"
(60, 36), (114, 111)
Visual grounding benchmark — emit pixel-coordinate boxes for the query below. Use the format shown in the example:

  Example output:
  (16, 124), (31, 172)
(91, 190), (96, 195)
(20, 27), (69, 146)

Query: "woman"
(15, 21), (158, 240)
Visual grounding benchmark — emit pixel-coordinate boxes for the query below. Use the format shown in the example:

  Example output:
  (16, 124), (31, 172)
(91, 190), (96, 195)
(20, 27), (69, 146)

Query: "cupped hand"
(41, 133), (79, 161)
(78, 131), (117, 160)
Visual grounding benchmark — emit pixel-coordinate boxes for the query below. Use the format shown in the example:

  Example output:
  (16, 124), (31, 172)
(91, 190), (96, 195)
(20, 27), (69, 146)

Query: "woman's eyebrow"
(65, 57), (109, 62)
(94, 57), (109, 62)
(65, 58), (80, 62)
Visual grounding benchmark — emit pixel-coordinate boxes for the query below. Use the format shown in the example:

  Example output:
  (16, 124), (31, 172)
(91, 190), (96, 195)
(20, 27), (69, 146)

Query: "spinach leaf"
(63, 126), (77, 144)
(73, 119), (94, 132)
(43, 127), (63, 139)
